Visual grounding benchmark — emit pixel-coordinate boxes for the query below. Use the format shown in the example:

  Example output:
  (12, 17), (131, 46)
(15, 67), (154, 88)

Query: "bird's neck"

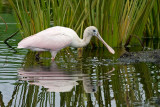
(70, 31), (92, 48)
(81, 34), (92, 47)
(76, 32), (92, 47)
(71, 34), (92, 48)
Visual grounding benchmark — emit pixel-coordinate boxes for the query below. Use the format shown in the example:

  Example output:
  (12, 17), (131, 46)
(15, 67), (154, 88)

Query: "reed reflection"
(15, 51), (117, 107)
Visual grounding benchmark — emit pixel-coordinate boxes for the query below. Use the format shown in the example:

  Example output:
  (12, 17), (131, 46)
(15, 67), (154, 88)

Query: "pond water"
(1, 2), (160, 107)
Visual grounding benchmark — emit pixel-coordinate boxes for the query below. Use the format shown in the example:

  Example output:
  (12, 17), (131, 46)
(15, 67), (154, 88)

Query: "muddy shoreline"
(118, 49), (160, 64)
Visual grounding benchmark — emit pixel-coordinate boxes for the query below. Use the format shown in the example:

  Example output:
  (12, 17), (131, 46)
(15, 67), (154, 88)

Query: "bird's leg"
(35, 52), (41, 60)
(51, 58), (55, 61)
(50, 51), (57, 61)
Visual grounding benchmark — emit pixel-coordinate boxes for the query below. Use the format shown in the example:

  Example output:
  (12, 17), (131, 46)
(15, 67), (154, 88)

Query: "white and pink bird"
(17, 26), (115, 60)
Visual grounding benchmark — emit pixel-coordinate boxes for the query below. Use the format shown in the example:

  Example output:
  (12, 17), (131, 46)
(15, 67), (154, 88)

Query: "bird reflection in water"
(19, 61), (98, 93)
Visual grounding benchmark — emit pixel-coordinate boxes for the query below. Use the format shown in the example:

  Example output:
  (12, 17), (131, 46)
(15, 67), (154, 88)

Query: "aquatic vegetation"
(8, 0), (159, 47)
(0, 16), (8, 33)
(146, 0), (160, 37)
(2, 1), (160, 106)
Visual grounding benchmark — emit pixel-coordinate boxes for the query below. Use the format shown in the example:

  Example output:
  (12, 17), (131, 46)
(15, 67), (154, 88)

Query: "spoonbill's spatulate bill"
(17, 26), (115, 60)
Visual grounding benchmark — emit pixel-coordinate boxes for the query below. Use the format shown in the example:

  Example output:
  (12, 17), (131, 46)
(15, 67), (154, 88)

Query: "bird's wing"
(18, 32), (73, 51)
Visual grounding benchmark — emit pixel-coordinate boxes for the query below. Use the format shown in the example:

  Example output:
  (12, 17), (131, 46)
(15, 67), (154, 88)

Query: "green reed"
(9, 0), (159, 47)
(0, 16), (8, 33)
(146, 0), (160, 38)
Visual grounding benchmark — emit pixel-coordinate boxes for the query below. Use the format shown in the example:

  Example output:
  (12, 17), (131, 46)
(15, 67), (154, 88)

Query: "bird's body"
(18, 26), (115, 60)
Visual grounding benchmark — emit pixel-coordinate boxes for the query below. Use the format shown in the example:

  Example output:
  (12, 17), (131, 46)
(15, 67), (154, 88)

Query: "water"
(1, 2), (160, 107)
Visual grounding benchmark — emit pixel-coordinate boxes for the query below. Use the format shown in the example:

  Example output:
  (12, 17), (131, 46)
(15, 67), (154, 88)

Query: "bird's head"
(84, 26), (115, 54)
(84, 26), (99, 37)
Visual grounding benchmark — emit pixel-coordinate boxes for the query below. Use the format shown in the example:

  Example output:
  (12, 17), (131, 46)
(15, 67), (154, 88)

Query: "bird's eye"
(93, 30), (96, 32)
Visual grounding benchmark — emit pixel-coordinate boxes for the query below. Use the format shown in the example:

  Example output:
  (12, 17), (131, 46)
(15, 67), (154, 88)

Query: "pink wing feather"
(18, 27), (73, 51)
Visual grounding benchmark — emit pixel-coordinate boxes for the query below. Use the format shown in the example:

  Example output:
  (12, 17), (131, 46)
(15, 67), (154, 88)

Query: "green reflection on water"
(1, 42), (160, 106)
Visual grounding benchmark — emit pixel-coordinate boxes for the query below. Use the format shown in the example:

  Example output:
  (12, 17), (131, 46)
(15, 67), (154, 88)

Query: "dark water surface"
(1, 2), (160, 107)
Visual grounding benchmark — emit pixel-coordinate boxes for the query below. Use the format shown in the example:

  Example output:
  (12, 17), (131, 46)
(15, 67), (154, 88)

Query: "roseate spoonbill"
(17, 26), (115, 60)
